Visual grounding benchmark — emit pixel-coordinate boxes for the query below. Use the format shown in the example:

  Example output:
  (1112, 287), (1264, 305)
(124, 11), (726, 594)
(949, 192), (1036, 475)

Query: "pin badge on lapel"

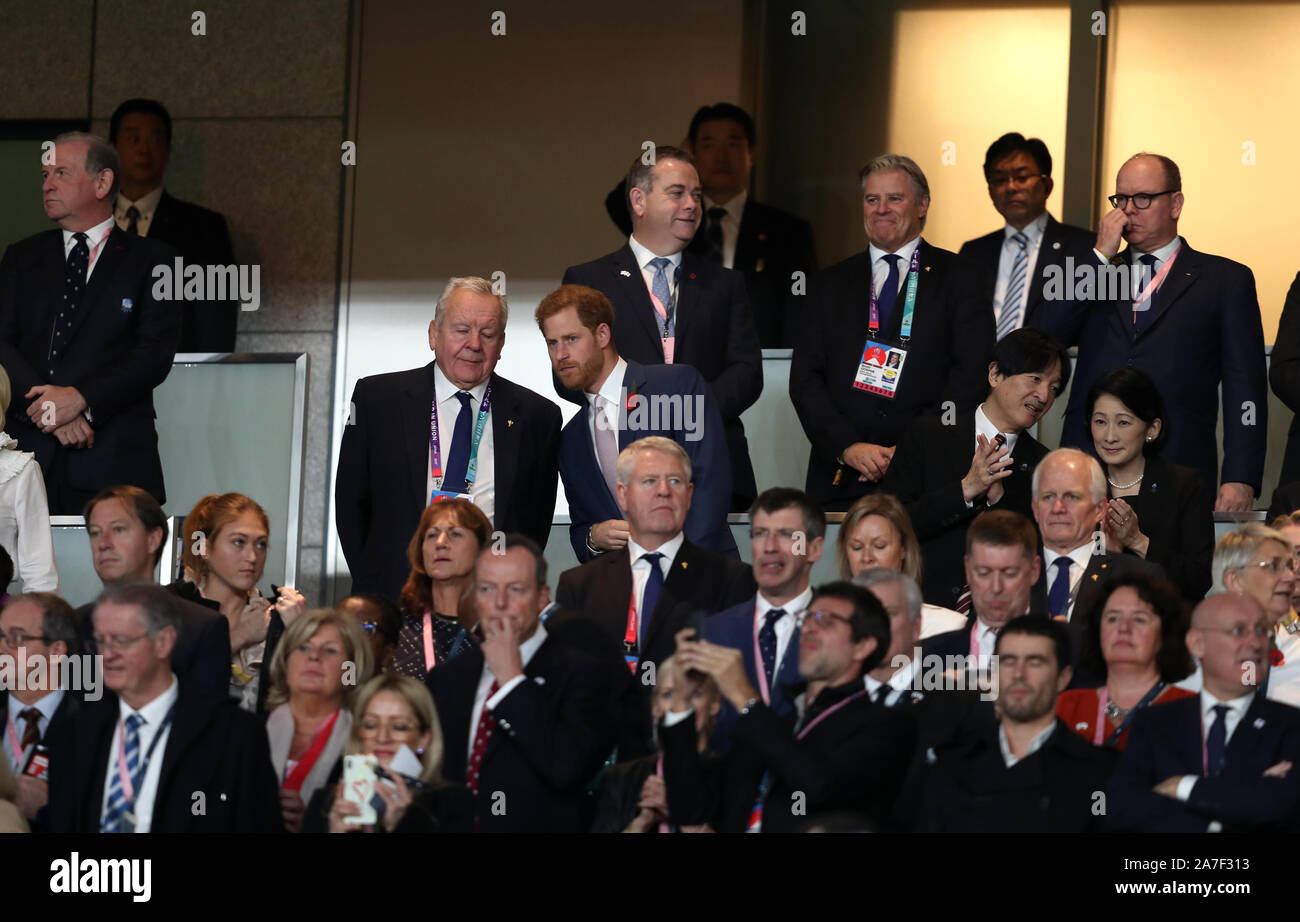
(619, 269), (631, 277)
(1052, 241), (1062, 250)
(688, 273), (696, 280)
(681, 561), (688, 569)
(121, 298), (134, 313)
(1254, 718), (1266, 729)
(1091, 572), (1099, 581)
(533, 676), (546, 686)
(755, 258), (765, 273)
(507, 419), (514, 427)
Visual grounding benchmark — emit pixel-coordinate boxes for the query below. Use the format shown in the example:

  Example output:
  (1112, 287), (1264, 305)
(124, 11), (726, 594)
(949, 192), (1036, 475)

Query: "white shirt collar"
(998, 719), (1056, 768)
(63, 213), (116, 253)
(757, 585), (812, 622)
(1004, 211), (1049, 243)
(1042, 540), (1095, 574)
(118, 672), (179, 724)
(586, 356), (627, 407)
(628, 234), (683, 270)
(703, 190), (747, 219)
(1199, 687), (1254, 719)
(1132, 234), (1182, 265)
(433, 360), (489, 405)
(628, 532), (685, 568)
(8, 687), (64, 723)
(975, 403), (1020, 454)
(868, 234), (922, 266)
(518, 621), (548, 668)
(116, 185), (164, 220)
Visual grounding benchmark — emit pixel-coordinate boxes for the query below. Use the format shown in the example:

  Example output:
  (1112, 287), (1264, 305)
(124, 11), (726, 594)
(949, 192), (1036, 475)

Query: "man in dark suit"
(336, 276), (561, 600)
(535, 283), (735, 561)
(663, 580), (916, 832)
(427, 535), (615, 832)
(1056, 153), (1266, 514)
(78, 485), (230, 702)
(790, 153), (994, 510)
(1269, 271), (1300, 489)
(958, 133), (1096, 341)
(564, 145), (762, 510)
(555, 437), (755, 676)
(883, 327), (1067, 608)
(918, 617), (1118, 832)
(1109, 593), (1300, 831)
(0, 132), (180, 513)
(0, 593), (85, 827)
(109, 98), (238, 353)
(44, 583), (282, 832)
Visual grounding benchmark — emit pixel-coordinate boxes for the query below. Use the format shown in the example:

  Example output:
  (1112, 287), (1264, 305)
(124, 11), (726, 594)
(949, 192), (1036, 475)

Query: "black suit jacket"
(335, 363), (561, 599)
(562, 245), (762, 505)
(3, 687), (81, 832)
(554, 539), (756, 672)
(1109, 693), (1300, 832)
(917, 717), (1118, 832)
(883, 409), (1047, 608)
(146, 190), (238, 352)
(958, 215), (1096, 337)
(790, 240), (994, 508)
(44, 678), (283, 832)
(426, 637), (615, 832)
(1054, 240), (1267, 493)
(1270, 271), (1300, 487)
(1117, 454), (1213, 603)
(0, 227), (180, 509)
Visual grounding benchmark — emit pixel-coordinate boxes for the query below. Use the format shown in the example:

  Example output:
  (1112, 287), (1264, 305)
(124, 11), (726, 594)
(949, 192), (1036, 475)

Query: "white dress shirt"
(62, 214), (117, 280)
(1094, 234), (1181, 274)
(114, 185), (164, 237)
(998, 720), (1056, 768)
(993, 212), (1048, 329)
(0, 436), (58, 592)
(703, 191), (747, 269)
(426, 362), (495, 522)
(467, 622), (549, 762)
(1176, 690), (1256, 812)
(100, 673), (179, 833)
(628, 234), (683, 304)
(865, 657), (917, 707)
(586, 356), (627, 459)
(4, 687), (64, 773)
(972, 616), (1000, 663)
(627, 532), (685, 634)
(867, 235), (923, 301)
(1041, 541), (1095, 621)
(756, 585), (812, 685)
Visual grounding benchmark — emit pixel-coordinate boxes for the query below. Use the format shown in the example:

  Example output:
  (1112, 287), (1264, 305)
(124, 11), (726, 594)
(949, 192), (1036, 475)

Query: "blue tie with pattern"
(102, 713), (143, 833)
(876, 254), (901, 330)
(759, 609), (784, 689)
(440, 390), (474, 495)
(648, 257), (673, 308)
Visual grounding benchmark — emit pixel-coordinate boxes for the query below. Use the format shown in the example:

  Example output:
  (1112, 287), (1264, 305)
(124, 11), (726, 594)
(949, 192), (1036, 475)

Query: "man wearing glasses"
(1057, 153), (1267, 515)
(959, 133), (1096, 341)
(1110, 592), (1300, 832)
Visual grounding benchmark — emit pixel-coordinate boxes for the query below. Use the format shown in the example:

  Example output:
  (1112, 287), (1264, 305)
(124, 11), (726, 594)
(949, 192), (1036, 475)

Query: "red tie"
(18, 708), (41, 749)
(467, 680), (499, 793)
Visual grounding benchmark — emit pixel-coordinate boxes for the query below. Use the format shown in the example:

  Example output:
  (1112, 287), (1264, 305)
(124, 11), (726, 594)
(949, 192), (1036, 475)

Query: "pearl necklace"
(1107, 471), (1143, 489)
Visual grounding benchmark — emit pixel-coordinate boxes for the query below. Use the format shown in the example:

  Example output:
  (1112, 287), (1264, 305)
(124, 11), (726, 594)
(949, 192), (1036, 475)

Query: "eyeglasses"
(749, 527), (801, 544)
(1199, 624), (1271, 640)
(1107, 190), (1176, 210)
(92, 632), (151, 652)
(988, 171), (1046, 189)
(1236, 557), (1297, 575)
(357, 621), (379, 635)
(0, 630), (48, 647)
(798, 609), (853, 629)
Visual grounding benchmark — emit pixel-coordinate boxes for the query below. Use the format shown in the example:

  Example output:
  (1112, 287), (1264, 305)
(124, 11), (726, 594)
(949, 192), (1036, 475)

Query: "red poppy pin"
(689, 273), (697, 280)
(1270, 632), (1284, 667)
(625, 384), (638, 412)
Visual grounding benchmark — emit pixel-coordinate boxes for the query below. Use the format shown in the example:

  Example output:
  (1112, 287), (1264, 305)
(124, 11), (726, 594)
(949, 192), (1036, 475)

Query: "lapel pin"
(1053, 241), (1062, 250)
(755, 258), (765, 273)
(1075, 721), (1089, 731)
(681, 561), (688, 569)
(1254, 717), (1265, 729)
(120, 298), (134, 312)
(507, 419), (514, 427)
(689, 273), (697, 280)
(924, 266), (931, 272)
(619, 269), (631, 277)
(533, 676), (546, 686)
(1091, 573), (1099, 581)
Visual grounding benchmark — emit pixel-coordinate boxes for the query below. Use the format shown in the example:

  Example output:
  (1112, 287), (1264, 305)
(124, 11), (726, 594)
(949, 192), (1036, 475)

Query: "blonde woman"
(0, 364), (57, 592)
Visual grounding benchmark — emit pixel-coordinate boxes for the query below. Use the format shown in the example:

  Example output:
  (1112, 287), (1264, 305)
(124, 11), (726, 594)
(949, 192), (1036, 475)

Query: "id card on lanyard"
(853, 246), (921, 399)
(429, 383), (493, 504)
(110, 703), (176, 834)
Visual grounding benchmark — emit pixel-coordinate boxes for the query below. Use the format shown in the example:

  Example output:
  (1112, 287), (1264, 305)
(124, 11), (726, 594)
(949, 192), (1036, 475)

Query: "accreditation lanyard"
(5, 710), (31, 773)
(622, 593), (640, 673)
(422, 612), (470, 672)
(429, 383), (494, 491)
(114, 703), (176, 815)
(752, 604), (788, 707)
(1093, 682), (1165, 747)
(1131, 242), (1181, 312)
(868, 245), (922, 340)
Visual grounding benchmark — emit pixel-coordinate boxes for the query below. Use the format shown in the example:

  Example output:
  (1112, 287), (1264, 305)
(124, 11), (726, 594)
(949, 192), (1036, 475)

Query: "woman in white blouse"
(0, 366), (57, 593)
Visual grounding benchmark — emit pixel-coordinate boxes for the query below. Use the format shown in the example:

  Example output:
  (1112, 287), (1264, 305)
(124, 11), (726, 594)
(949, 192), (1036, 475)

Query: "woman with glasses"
(1057, 573), (1194, 749)
(1087, 368), (1213, 605)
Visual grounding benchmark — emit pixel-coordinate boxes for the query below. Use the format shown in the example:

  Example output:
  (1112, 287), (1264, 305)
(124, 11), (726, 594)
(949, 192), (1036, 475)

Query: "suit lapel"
(614, 246), (664, 360)
(41, 232), (66, 334)
(617, 361), (646, 452)
(150, 192), (175, 238)
(600, 550), (635, 640)
(774, 623), (802, 708)
(1224, 695), (1269, 776)
(884, 238), (932, 341)
(1137, 241), (1197, 336)
(643, 541), (701, 656)
(1025, 217), (1062, 311)
(675, 252), (701, 352)
(1110, 249), (1138, 343)
(732, 199), (759, 271)
(489, 374), (518, 520)
(403, 365), (437, 509)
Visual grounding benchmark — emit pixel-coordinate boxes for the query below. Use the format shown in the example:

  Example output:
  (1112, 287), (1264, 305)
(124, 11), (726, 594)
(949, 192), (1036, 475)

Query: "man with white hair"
(336, 276), (562, 599)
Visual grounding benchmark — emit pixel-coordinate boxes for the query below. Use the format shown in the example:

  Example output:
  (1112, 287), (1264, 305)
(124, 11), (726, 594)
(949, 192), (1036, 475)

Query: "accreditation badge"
(853, 339), (908, 398)
(429, 489), (473, 504)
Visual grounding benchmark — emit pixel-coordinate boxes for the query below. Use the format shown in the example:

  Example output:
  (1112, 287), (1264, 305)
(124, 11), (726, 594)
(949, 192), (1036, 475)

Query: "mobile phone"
(685, 608), (708, 641)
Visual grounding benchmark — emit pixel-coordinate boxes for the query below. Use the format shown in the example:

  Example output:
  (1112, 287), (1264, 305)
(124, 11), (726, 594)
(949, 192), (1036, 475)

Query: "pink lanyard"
(422, 611), (436, 671)
(969, 620), (984, 661)
(5, 711), (26, 769)
(1132, 243), (1181, 311)
(796, 689), (867, 741)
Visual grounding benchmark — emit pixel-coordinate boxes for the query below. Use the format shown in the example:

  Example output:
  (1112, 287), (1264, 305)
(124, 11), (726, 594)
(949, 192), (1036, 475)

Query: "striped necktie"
(997, 231), (1029, 339)
(101, 714), (143, 833)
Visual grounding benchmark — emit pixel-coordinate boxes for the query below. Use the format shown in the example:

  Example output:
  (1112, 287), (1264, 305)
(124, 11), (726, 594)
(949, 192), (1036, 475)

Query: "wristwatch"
(585, 529), (603, 556)
(739, 697), (760, 716)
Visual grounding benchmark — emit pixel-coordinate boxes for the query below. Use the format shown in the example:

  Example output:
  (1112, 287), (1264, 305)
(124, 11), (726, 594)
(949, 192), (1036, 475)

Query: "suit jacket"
(1108, 693), (1300, 831)
(1, 687), (82, 831)
(44, 678), (284, 832)
(917, 717), (1118, 832)
(1269, 271), (1300, 487)
(79, 593), (231, 705)
(146, 190), (238, 352)
(554, 539), (756, 672)
(335, 363), (561, 599)
(426, 637), (614, 832)
(562, 245), (762, 505)
(882, 408), (1047, 608)
(703, 596), (802, 752)
(1055, 240), (1267, 493)
(0, 227), (180, 509)
(1115, 454), (1213, 603)
(560, 359), (736, 561)
(661, 680), (917, 832)
(790, 240), (994, 508)
(958, 214), (1096, 337)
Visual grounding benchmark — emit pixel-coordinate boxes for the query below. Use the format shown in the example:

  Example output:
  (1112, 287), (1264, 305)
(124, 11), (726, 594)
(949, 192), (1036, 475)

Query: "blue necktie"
(876, 253), (901, 330)
(648, 257), (673, 309)
(102, 713), (143, 833)
(440, 390), (474, 495)
(1048, 557), (1072, 620)
(997, 232), (1029, 339)
(759, 609), (784, 689)
(1205, 704), (1230, 777)
(1134, 253), (1158, 331)
(639, 553), (664, 647)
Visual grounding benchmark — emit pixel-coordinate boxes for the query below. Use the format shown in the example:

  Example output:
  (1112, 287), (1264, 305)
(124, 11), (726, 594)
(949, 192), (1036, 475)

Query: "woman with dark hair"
(391, 498), (492, 677)
(1088, 368), (1214, 603)
(1057, 573), (1194, 749)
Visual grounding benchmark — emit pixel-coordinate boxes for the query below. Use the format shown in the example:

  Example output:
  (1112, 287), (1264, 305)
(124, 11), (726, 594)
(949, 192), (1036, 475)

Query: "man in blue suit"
(536, 284), (736, 562)
(1052, 152), (1266, 513)
(703, 488), (825, 748)
(1109, 593), (1300, 832)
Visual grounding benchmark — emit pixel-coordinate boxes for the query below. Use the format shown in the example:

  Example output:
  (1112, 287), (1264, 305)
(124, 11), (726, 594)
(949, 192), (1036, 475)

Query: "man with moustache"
(535, 283), (735, 561)
(790, 153), (993, 510)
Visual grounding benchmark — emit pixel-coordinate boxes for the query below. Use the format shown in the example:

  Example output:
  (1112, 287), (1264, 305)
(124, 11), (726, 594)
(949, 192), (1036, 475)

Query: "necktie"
(467, 680), (499, 794)
(125, 205), (141, 235)
(874, 683), (893, 705)
(702, 206), (727, 263)
(876, 253), (901, 330)
(440, 390), (475, 495)
(648, 256), (673, 311)
(639, 552), (665, 647)
(1048, 557), (1073, 620)
(594, 395), (620, 500)
(1134, 254), (1158, 330)
(998, 232), (1029, 340)
(1205, 704), (1230, 777)
(102, 713), (143, 833)
(18, 707), (41, 749)
(758, 609), (784, 689)
(53, 232), (89, 367)
(646, 257), (676, 363)
(954, 586), (972, 615)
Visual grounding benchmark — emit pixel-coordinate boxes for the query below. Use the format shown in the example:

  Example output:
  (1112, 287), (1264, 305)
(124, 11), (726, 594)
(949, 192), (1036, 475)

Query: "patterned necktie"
(52, 232), (89, 367)
(876, 253), (902, 330)
(646, 257), (676, 362)
(1205, 704), (1230, 777)
(18, 708), (41, 749)
(997, 231), (1029, 339)
(758, 609), (784, 689)
(467, 680), (499, 794)
(594, 395), (620, 500)
(1134, 253), (1159, 330)
(102, 713), (143, 833)
(702, 206), (727, 263)
(440, 390), (475, 495)
(125, 205), (141, 236)
(639, 553), (665, 647)
(1048, 557), (1073, 620)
